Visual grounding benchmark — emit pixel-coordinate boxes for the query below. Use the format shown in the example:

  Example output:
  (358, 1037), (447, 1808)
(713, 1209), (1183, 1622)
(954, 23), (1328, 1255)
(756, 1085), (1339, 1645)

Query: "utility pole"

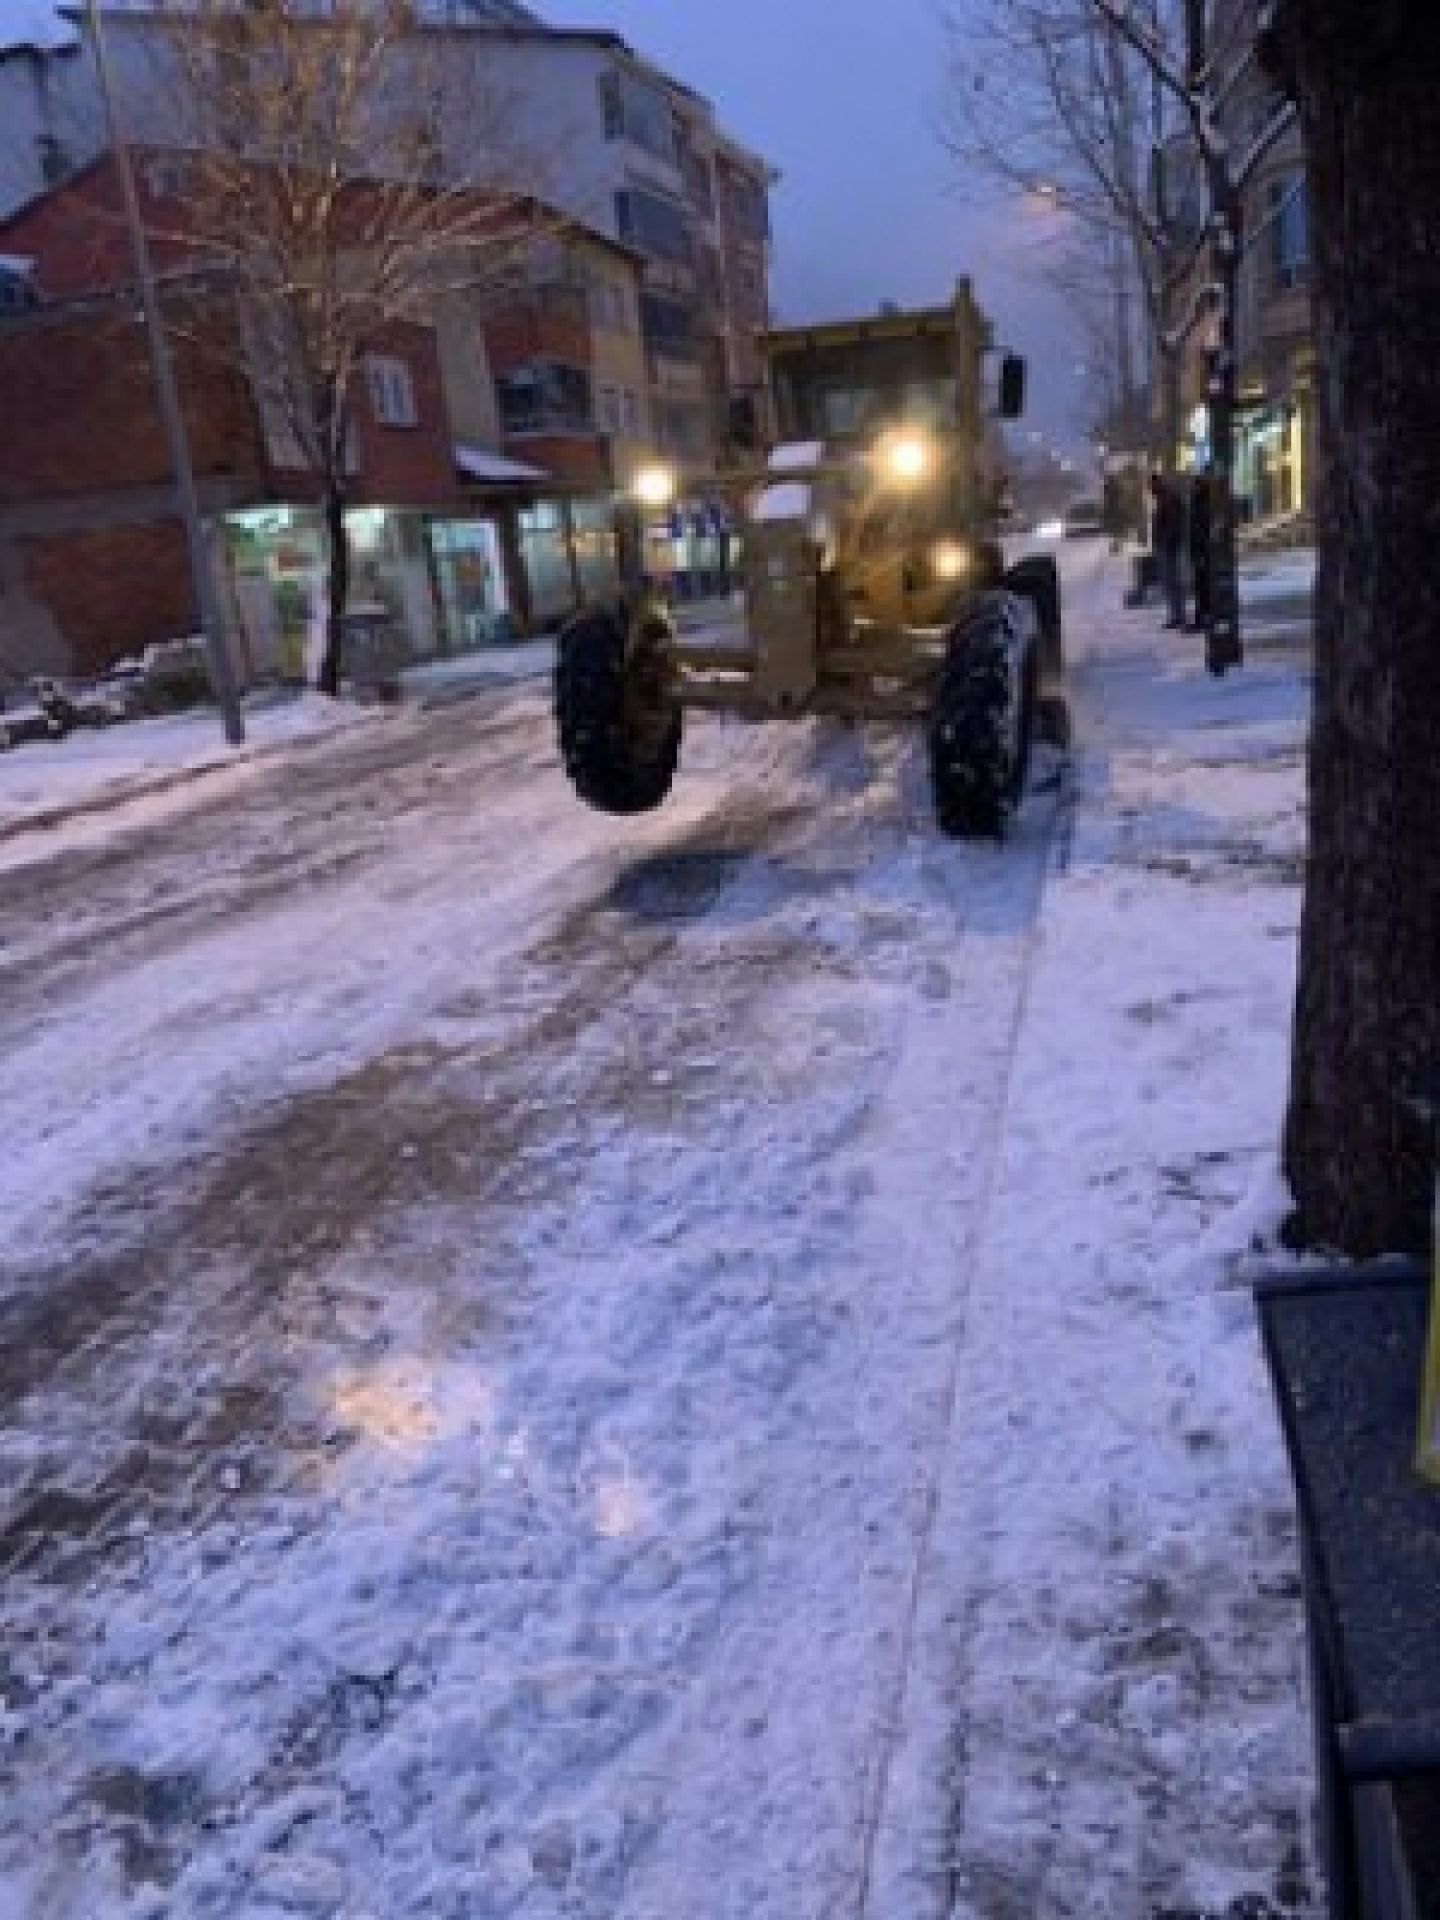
(83, 0), (245, 744)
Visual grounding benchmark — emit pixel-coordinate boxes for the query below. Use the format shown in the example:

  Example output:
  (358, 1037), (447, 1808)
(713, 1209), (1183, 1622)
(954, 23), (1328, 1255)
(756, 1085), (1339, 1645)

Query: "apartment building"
(0, 6), (777, 481)
(1222, 34), (1313, 523)
(1160, 0), (1314, 523)
(393, 19), (779, 473)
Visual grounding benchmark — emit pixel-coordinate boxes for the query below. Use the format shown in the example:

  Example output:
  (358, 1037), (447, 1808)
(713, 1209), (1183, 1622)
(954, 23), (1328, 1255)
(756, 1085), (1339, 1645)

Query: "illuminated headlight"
(931, 540), (970, 581)
(879, 433), (931, 486)
(633, 464), (678, 510)
(1036, 517), (1065, 541)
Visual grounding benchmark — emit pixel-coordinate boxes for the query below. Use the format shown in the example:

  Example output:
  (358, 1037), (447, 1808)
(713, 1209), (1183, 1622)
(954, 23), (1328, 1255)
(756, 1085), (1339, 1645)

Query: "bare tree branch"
(102, 0), (553, 691)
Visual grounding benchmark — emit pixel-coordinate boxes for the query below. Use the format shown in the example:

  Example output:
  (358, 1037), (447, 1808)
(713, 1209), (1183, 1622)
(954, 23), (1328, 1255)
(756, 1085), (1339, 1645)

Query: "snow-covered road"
(0, 547), (1317, 1920)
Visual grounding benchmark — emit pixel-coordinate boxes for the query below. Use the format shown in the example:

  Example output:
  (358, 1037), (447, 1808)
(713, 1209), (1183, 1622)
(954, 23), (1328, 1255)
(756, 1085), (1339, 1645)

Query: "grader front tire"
(555, 607), (682, 816)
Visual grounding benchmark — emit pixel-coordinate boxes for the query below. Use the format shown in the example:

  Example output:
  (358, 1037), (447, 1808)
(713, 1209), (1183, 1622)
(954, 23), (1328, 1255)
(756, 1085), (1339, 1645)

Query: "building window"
(599, 73), (623, 142)
(677, 128), (715, 218)
(642, 290), (699, 360)
(366, 355), (418, 428)
(0, 265), (39, 312)
(657, 399), (705, 458)
(589, 277), (630, 332)
(495, 360), (594, 435)
(597, 69), (677, 167)
(734, 263), (766, 327)
(615, 187), (692, 267)
(1270, 172), (1309, 289)
(36, 131), (72, 187)
(143, 155), (190, 201)
(723, 170), (770, 247)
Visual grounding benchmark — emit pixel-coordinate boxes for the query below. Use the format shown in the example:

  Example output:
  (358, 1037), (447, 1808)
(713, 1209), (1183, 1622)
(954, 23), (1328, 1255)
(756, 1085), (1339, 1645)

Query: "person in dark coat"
(1188, 470), (1213, 631)
(1149, 471), (1186, 628)
(1103, 471), (1125, 551)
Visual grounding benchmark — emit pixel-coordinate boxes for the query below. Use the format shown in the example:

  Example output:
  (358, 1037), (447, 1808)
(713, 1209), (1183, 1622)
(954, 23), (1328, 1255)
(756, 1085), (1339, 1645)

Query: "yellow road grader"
(554, 280), (1066, 837)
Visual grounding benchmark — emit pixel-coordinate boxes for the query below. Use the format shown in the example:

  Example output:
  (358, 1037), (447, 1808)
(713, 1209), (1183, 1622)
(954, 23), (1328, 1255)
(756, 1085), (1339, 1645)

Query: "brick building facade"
(0, 152), (657, 684)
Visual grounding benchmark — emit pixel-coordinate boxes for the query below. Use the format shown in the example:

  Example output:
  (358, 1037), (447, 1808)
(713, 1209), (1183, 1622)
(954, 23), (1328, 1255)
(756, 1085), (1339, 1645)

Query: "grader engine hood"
(742, 441), (839, 709)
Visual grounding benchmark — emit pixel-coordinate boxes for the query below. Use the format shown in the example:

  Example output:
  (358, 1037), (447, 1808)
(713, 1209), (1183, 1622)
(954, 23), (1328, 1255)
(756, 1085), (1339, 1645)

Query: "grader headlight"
(879, 431), (932, 488)
(930, 539), (971, 581)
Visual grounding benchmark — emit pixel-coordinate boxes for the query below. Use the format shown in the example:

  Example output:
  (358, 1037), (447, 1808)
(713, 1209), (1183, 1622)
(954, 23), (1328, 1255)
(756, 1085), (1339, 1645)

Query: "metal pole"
(83, 0), (244, 744)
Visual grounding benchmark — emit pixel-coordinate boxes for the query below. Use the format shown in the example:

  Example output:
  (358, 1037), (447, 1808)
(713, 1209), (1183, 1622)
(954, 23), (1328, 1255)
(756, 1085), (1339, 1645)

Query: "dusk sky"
(541, 0), (1090, 453)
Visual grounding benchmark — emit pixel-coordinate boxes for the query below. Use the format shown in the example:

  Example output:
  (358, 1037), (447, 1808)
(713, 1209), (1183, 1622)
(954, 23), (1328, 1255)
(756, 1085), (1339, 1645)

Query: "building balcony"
(499, 408), (598, 439)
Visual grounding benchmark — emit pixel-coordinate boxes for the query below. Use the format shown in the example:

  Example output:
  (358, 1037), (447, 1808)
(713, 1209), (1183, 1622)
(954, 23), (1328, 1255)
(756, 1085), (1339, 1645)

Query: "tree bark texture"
(1203, 207), (1243, 674)
(1281, 2), (1440, 1255)
(319, 481), (349, 698)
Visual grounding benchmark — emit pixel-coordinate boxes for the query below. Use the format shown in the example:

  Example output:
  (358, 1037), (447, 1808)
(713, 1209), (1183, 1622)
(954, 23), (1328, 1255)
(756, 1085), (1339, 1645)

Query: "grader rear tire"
(555, 606), (681, 815)
(929, 598), (1033, 839)
(1004, 554), (1063, 679)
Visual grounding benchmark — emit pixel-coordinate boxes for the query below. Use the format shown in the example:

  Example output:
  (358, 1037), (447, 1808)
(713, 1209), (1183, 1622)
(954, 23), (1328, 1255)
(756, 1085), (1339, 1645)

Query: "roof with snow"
(0, 0), (78, 55)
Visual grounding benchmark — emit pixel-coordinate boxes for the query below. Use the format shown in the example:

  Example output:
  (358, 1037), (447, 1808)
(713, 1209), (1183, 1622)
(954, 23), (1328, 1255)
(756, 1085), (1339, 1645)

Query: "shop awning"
(455, 446), (548, 487)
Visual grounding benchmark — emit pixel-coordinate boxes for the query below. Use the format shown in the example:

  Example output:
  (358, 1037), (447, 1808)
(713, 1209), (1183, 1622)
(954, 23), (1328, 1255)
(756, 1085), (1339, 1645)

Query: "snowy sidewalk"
(870, 570), (1316, 1918)
(0, 693), (383, 845)
(399, 639), (556, 706)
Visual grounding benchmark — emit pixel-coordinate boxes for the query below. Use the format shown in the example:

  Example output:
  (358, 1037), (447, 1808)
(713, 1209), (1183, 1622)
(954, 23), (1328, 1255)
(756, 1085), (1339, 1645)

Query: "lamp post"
(83, 0), (244, 745)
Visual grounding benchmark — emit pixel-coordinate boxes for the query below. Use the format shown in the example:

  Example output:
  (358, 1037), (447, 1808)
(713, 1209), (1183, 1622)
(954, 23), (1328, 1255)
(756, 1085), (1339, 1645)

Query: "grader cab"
(554, 280), (1066, 837)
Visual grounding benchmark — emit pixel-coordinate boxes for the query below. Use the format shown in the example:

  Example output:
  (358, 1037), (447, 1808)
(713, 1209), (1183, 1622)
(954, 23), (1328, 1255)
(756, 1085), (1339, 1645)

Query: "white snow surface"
(0, 552), (1318, 1919)
(1240, 548), (1316, 610)
(751, 480), (813, 522)
(0, 694), (378, 842)
(768, 440), (826, 471)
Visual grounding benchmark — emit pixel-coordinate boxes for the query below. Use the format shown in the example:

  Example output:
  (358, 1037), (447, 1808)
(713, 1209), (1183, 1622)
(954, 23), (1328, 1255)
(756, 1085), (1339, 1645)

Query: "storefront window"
(429, 518), (508, 649)
(222, 504), (441, 676)
(570, 501), (619, 601)
(519, 502), (574, 625)
(345, 508), (439, 659)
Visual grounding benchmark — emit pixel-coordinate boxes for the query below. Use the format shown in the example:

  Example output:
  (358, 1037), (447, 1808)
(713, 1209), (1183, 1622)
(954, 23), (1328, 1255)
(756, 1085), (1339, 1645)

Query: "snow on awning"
(456, 446), (547, 487)
(768, 441), (825, 472)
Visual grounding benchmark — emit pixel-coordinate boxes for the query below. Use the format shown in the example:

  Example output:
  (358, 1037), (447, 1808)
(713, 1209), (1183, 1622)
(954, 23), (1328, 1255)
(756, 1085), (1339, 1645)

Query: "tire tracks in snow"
(851, 759), (1076, 1920)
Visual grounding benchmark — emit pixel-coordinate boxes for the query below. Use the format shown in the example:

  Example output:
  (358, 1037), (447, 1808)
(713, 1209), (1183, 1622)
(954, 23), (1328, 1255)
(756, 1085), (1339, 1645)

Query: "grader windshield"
(768, 330), (962, 445)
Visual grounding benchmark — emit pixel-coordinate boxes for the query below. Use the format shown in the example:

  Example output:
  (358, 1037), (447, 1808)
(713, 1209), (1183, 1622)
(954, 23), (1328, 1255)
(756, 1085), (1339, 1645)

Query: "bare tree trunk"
(1182, 0), (1243, 674)
(320, 481), (349, 697)
(1204, 212), (1243, 673)
(1280, 1), (1440, 1256)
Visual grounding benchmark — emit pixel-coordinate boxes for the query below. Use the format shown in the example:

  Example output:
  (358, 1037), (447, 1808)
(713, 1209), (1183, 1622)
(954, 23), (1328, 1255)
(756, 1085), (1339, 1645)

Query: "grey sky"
(540, 0), (1089, 452)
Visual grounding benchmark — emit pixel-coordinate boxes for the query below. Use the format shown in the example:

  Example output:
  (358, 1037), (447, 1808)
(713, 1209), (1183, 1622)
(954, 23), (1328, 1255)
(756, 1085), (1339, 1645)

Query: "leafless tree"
(118, 0), (545, 693)
(1078, 0), (1296, 671)
(939, 0), (1176, 457)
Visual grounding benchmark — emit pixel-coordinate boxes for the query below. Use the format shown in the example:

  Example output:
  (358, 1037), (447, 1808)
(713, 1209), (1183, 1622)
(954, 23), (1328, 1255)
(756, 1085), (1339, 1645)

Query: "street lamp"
(82, 0), (244, 745)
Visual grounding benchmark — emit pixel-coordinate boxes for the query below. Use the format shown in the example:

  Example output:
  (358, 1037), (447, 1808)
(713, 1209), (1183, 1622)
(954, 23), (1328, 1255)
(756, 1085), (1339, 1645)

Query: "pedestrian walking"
(1149, 471), (1187, 629)
(1188, 470), (1213, 632)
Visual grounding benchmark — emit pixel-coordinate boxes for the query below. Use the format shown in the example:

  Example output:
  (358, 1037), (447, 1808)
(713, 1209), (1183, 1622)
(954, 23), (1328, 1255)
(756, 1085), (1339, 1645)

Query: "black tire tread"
(1005, 553), (1063, 679)
(555, 607), (681, 815)
(929, 596), (1029, 839)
